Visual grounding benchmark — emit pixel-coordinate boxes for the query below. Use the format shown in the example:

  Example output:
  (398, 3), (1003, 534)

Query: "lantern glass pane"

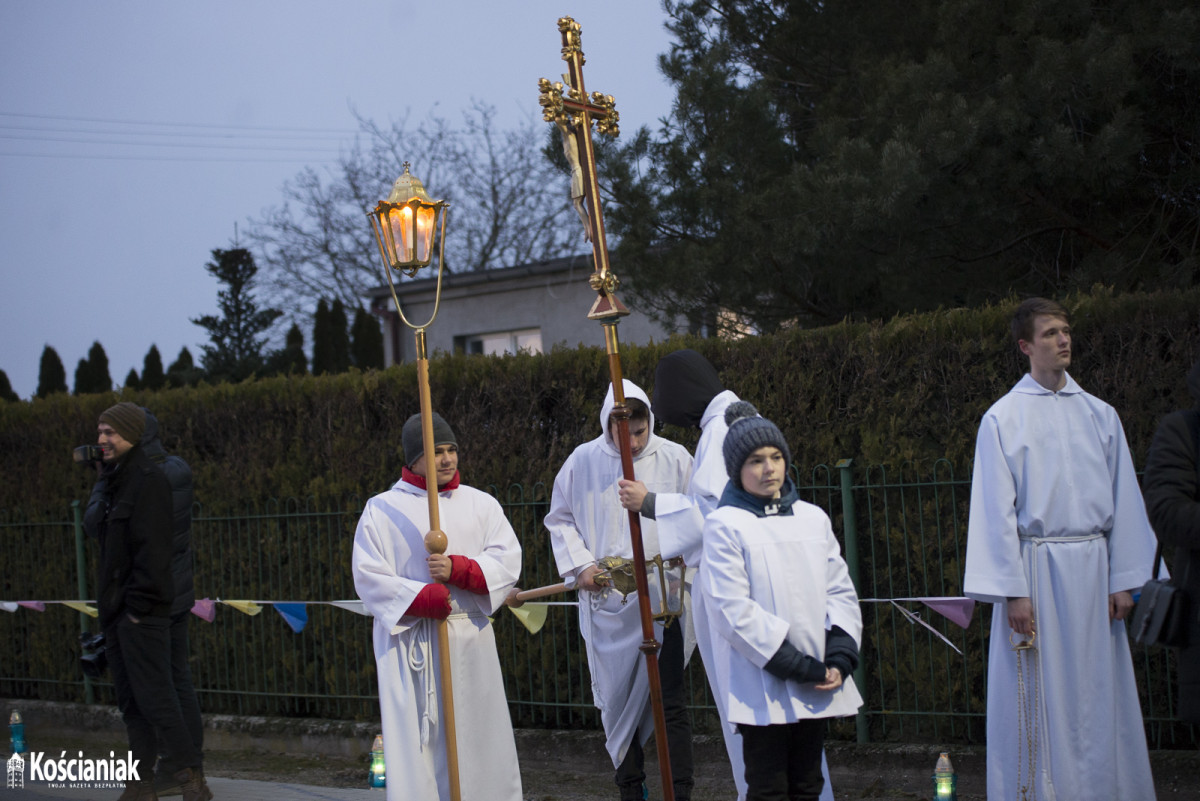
(389, 206), (415, 263)
(416, 205), (436, 263)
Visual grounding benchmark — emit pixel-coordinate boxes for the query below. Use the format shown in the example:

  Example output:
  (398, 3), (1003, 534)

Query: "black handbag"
(1131, 545), (1189, 648)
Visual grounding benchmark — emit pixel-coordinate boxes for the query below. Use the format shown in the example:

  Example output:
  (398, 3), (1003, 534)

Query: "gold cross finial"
(538, 16), (627, 320)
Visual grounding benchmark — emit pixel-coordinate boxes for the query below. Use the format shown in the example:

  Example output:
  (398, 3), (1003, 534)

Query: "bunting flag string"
(0, 595), (978, 649)
(859, 596), (976, 656)
(0, 598), (365, 633)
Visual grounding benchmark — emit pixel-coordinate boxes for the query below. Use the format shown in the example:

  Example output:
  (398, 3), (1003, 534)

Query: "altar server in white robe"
(964, 297), (1157, 801)
(546, 379), (696, 801)
(353, 412), (523, 801)
(619, 349), (834, 801)
(702, 402), (861, 801)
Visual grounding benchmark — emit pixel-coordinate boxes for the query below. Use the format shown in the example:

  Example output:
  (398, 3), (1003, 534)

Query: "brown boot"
(197, 767), (213, 801)
(172, 767), (208, 801)
(117, 779), (158, 801)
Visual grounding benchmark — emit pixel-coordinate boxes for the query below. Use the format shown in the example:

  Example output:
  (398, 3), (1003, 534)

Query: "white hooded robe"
(544, 379), (695, 767)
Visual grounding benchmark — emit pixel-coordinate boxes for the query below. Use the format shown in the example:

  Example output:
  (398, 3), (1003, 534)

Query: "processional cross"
(538, 18), (677, 801)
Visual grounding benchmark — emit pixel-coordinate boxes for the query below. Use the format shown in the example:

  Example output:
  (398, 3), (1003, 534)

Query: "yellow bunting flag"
(62, 601), (98, 618)
(222, 600), (264, 616)
(507, 603), (549, 635)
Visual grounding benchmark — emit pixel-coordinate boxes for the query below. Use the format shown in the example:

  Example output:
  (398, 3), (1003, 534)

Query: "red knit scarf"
(401, 466), (461, 492)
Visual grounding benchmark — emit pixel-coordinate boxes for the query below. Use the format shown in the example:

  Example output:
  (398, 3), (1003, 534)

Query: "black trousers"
(615, 619), (694, 800)
(106, 613), (201, 775)
(155, 610), (204, 774)
(740, 719), (825, 801)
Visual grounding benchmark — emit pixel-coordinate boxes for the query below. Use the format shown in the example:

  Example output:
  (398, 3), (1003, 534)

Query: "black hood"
(140, 408), (168, 463)
(1188, 357), (1200, 408)
(652, 349), (725, 429)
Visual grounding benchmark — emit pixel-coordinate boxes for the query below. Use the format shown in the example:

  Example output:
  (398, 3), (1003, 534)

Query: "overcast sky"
(0, 1), (676, 400)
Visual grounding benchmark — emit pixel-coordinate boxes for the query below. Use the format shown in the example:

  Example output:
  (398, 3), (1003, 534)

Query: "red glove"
(448, 555), (489, 594)
(406, 583), (451, 619)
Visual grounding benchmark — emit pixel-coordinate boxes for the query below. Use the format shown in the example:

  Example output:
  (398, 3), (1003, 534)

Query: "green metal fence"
(1, 461), (1193, 747)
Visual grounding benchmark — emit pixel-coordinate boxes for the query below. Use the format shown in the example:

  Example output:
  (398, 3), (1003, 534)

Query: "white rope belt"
(407, 608), (491, 746)
(1017, 531), (1106, 543)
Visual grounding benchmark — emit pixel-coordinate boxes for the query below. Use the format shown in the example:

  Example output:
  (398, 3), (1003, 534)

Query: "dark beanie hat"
(99, 402), (146, 445)
(402, 412), (457, 467)
(652, 349), (724, 429)
(722, 401), (791, 488)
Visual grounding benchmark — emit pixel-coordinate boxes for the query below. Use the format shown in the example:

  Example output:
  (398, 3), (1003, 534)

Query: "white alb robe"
(703, 500), (864, 725)
(545, 379), (695, 767)
(963, 373), (1157, 801)
(353, 478), (523, 801)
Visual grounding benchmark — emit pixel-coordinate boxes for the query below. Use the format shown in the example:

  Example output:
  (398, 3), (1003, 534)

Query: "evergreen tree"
(166, 346), (203, 388)
(87, 341), (112, 393)
(141, 345), (166, 390)
(328, 299), (351, 374)
(350, 307), (385, 370)
(0, 369), (19, 402)
(73, 341), (112, 395)
(310, 299), (334, 376)
(124, 368), (140, 390)
(36, 345), (68, 398)
(73, 358), (92, 395)
(191, 247), (283, 383)
(605, 0), (1200, 330)
(265, 322), (308, 376)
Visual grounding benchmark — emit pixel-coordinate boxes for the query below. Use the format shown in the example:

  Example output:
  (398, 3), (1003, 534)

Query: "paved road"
(2, 777), (380, 801)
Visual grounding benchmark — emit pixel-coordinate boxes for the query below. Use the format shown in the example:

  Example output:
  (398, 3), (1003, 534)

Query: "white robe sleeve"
(701, 512), (790, 668)
(1102, 410), (1158, 593)
(822, 517), (863, 642)
(963, 412), (1028, 603)
(462, 494), (523, 615)
(656, 423), (727, 563)
(351, 500), (426, 634)
(545, 454), (598, 577)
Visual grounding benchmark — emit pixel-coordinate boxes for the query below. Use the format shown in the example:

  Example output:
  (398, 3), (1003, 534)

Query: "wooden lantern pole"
(539, 17), (676, 801)
(414, 327), (461, 801)
(371, 183), (461, 801)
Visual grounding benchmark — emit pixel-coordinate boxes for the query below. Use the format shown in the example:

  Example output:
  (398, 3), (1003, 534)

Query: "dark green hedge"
(3, 287), (1198, 516)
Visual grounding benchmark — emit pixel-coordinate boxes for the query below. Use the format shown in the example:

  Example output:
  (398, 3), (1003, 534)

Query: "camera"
(73, 445), (104, 464)
(79, 632), (107, 678)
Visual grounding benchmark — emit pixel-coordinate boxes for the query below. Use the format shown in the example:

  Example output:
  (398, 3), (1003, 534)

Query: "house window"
(456, 328), (543, 356)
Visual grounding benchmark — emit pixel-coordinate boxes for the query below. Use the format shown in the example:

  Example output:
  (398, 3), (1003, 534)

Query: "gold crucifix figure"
(538, 16), (628, 321)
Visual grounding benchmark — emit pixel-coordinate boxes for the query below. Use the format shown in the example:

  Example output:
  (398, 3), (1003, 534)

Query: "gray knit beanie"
(402, 412), (457, 467)
(722, 402), (791, 488)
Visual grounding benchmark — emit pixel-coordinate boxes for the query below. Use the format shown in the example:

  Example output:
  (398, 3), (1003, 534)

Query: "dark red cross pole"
(538, 17), (676, 801)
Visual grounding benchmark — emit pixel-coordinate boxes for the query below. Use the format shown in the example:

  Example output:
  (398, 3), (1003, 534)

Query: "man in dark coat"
(86, 409), (205, 793)
(1143, 357), (1200, 723)
(89, 402), (207, 801)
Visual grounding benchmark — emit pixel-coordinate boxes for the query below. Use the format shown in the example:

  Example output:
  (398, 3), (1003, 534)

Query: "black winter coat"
(94, 444), (174, 629)
(86, 411), (195, 616)
(1142, 358), (1200, 723)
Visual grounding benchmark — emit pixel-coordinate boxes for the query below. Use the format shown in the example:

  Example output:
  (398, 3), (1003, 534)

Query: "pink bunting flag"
(918, 597), (975, 629)
(18, 601), (46, 612)
(191, 598), (216, 623)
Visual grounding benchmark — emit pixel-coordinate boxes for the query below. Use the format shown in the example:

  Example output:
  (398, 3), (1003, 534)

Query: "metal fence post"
(72, 500), (93, 704)
(836, 459), (868, 744)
